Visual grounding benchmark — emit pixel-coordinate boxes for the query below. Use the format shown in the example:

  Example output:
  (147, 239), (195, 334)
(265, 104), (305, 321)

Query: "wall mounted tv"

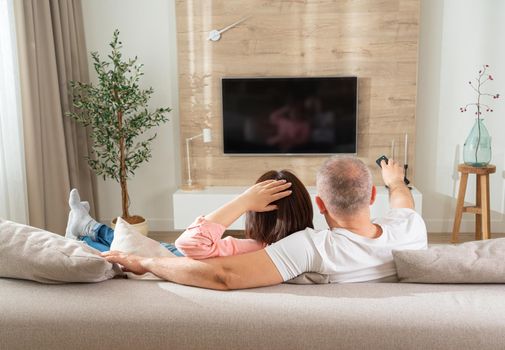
(222, 76), (357, 155)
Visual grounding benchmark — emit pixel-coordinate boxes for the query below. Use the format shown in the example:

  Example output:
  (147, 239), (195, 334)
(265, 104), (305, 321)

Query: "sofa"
(1, 277), (505, 350)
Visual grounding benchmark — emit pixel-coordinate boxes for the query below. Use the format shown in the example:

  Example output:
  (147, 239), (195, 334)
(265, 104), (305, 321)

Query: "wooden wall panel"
(175, 0), (420, 186)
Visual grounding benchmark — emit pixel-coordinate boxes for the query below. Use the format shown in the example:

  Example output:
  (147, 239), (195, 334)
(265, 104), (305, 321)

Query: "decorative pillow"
(393, 238), (505, 283)
(110, 217), (175, 280)
(0, 219), (121, 284)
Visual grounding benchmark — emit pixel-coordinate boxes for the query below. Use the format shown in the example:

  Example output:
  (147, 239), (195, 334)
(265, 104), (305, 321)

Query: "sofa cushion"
(0, 219), (121, 284)
(110, 217), (175, 280)
(393, 238), (505, 283)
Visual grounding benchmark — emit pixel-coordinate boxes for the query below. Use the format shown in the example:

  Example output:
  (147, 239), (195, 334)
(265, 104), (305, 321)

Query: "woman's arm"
(174, 217), (264, 259)
(174, 180), (292, 259)
(205, 179), (292, 226)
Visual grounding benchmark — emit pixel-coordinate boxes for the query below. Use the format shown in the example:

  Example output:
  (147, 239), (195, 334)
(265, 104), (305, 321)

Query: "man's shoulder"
(375, 208), (422, 223)
(388, 207), (419, 216)
(375, 207), (427, 241)
(267, 227), (327, 249)
(297, 227), (334, 239)
(286, 227), (322, 240)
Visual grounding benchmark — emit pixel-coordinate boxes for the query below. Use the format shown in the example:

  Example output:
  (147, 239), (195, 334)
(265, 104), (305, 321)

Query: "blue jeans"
(80, 224), (184, 256)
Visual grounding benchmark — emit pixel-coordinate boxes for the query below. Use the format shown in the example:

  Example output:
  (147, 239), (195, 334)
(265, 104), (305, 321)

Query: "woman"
(66, 170), (313, 258)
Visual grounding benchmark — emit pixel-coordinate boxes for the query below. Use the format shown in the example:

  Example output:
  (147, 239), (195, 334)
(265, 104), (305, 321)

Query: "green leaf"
(67, 29), (171, 208)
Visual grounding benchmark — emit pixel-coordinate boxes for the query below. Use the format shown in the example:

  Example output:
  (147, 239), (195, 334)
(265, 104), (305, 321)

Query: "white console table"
(173, 186), (422, 230)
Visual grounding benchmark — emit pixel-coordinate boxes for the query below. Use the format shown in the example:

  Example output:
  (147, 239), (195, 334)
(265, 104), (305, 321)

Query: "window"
(0, 0), (28, 222)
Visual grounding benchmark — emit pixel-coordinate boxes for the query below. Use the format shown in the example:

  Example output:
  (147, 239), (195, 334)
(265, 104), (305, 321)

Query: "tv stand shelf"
(173, 186), (422, 230)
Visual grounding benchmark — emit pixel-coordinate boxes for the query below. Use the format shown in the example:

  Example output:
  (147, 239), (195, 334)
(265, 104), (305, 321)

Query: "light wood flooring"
(148, 231), (505, 245)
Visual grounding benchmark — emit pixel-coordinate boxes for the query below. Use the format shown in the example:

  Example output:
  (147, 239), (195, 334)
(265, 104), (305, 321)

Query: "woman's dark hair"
(245, 170), (313, 245)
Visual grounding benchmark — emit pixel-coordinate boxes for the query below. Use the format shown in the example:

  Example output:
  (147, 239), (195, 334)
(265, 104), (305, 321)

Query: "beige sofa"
(1, 278), (504, 350)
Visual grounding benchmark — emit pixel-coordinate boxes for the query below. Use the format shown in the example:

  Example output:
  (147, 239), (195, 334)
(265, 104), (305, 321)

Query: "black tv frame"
(221, 76), (358, 156)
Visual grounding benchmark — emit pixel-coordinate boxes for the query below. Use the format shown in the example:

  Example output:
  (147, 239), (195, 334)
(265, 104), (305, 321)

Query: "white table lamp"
(181, 128), (212, 191)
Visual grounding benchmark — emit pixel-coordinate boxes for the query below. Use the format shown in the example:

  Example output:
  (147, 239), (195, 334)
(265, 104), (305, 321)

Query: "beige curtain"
(14, 0), (97, 234)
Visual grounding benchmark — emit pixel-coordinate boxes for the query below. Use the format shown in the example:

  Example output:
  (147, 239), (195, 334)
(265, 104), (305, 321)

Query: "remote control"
(375, 155), (411, 187)
(375, 155), (388, 168)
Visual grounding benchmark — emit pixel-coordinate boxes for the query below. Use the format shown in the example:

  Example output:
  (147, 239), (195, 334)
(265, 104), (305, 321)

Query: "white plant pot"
(111, 218), (149, 236)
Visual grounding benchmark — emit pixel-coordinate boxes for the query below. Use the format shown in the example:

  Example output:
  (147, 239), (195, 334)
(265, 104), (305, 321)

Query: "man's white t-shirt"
(265, 208), (427, 283)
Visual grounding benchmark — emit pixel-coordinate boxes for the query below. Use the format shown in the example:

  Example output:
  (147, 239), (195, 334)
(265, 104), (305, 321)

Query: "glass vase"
(463, 118), (491, 167)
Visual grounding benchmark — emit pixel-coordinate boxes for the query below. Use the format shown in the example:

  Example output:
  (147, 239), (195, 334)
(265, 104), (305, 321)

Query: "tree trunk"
(117, 109), (130, 219)
(120, 165), (129, 219)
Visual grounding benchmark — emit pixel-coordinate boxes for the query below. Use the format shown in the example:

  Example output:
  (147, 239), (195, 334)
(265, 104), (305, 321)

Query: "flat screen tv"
(222, 76), (357, 155)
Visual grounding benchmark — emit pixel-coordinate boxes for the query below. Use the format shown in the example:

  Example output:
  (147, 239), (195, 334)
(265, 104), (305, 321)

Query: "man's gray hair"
(316, 156), (373, 216)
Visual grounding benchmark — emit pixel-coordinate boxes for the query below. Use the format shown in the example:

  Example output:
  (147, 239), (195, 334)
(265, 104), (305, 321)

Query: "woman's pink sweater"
(174, 216), (265, 260)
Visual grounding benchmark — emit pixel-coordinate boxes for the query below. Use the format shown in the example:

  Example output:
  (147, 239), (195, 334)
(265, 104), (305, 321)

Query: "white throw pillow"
(110, 217), (175, 280)
(0, 219), (121, 284)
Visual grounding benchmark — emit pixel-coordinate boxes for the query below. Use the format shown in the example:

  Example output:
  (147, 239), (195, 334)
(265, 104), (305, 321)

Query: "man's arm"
(380, 159), (414, 209)
(102, 249), (283, 290)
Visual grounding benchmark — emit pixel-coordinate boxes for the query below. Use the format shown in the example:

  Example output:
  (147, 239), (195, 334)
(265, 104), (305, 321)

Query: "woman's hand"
(101, 251), (150, 275)
(203, 180), (292, 228)
(239, 179), (292, 212)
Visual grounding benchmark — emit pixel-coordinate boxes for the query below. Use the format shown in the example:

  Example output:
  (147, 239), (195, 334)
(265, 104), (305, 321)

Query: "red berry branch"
(459, 64), (499, 164)
(459, 64), (499, 119)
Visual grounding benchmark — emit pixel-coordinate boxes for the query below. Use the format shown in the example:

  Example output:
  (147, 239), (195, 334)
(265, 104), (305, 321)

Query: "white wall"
(81, 0), (505, 233)
(81, 0), (180, 230)
(416, 0), (505, 232)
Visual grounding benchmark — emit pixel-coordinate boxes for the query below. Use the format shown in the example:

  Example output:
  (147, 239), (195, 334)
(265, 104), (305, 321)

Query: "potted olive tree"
(67, 30), (170, 235)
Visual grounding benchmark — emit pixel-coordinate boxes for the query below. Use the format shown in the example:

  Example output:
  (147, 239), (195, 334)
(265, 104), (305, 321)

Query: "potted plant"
(459, 64), (500, 167)
(67, 30), (170, 235)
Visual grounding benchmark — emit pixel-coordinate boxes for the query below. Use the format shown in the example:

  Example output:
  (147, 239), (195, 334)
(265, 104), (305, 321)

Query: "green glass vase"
(463, 118), (491, 167)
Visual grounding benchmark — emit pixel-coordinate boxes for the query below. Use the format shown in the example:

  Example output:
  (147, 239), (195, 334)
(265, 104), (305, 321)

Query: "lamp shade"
(202, 128), (212, 143)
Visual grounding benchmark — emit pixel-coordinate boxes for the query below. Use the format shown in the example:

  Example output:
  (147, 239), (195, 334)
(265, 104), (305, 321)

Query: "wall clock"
(207, 16), (250, 42)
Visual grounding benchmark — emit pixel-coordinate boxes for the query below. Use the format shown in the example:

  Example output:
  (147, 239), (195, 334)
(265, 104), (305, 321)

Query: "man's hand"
(101, 251), (150, 275)
(380, 159), (414, 209)
(380, 159), (405, 187)
(238, 179), (292, 212)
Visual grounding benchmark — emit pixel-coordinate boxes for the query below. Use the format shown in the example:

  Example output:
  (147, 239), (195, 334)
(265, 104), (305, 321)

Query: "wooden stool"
(451, 164), (496, 243)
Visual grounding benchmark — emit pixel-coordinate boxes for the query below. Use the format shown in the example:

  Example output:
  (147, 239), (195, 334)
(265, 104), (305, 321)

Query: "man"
(103, 157), (427, 290)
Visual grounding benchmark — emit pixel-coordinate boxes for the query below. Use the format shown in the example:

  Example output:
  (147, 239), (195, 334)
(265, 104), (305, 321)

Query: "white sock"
(65, 189), (99, 240)
(81, 201), (90, 212)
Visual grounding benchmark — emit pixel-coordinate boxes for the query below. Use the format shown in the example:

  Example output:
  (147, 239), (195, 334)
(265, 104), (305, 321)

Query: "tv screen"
(222, 76), (357, 155)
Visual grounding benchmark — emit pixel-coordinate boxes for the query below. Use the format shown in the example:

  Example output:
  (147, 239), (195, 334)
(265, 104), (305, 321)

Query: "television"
(222, 76), (357, 155)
